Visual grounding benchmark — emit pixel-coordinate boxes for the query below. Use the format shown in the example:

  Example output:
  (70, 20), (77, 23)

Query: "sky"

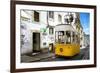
(80, 13), (90, 35)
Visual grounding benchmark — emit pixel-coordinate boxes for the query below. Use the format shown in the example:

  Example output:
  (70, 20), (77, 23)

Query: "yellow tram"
(55, 24), (80, 57)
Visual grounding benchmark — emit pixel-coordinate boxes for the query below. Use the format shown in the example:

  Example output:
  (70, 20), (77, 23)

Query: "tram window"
(66, 31), (70, 37)
(66, 31), (71, 44)
(72, 32), (75, 43)
(58, 14), (62, 23)
(57, 31), (65, 44)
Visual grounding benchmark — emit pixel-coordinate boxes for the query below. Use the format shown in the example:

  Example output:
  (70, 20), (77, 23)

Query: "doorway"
(32, 32), (40, 52)
(49, 43), (54, 52)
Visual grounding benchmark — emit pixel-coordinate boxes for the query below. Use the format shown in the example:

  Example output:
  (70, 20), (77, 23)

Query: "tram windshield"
(55, 31), (79, 44)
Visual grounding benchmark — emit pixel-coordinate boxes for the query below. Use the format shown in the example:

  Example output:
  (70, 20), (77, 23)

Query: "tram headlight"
(60, 48), (63, 52)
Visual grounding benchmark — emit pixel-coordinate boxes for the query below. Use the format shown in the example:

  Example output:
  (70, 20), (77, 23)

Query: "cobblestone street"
(21, 46), (89, 62)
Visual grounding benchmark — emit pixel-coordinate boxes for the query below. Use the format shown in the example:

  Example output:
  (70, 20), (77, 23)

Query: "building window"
(64, 15), (70, 24)
(34, 11), (39, 22)
(43, 42), (46, 45)
(72, 32), (75, 42)
(81, 37), (82, 40)
(49, 28), (53, 35)
(58, 14), (62, 23)
(49, 11), (54, 19)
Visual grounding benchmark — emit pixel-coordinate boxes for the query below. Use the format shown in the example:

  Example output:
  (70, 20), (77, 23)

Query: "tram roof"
(55, 24), (77, 32)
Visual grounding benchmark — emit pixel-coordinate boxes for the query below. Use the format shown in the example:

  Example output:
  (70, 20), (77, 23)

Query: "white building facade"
(20, 10), (85, 55)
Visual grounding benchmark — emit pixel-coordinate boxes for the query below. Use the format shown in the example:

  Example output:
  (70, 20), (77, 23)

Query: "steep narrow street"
(21, 46), (90, 62)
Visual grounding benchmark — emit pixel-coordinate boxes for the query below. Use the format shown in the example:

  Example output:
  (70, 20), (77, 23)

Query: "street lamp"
(64, 12), (74, 24)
